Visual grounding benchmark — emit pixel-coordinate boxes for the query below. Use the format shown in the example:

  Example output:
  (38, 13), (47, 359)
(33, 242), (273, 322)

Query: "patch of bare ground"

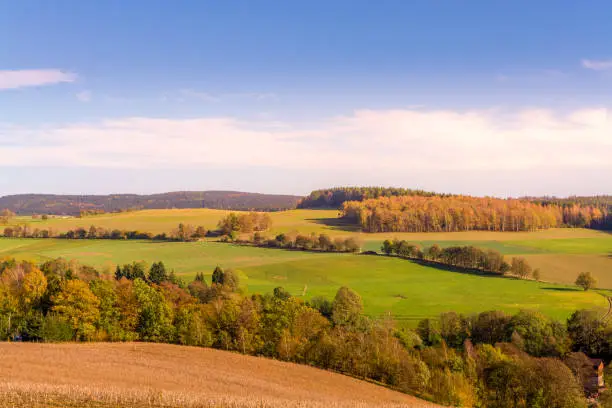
(0, 343), (442, 408)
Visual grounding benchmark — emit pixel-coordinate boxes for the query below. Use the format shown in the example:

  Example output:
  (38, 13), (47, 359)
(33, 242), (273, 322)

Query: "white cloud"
(581, 59), (612, 71)
(0, 108), (610, 175)
(76, 90), (92, 102)
(0, 69), (76, 90)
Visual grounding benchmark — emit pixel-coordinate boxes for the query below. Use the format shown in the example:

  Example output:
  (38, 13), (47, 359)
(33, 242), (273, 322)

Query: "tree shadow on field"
(305, 217), (361, 232)
(540, 287), (582, 292)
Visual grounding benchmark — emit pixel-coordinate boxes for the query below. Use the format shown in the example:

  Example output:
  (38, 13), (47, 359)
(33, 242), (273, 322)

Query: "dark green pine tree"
(149, 261), (168, 284)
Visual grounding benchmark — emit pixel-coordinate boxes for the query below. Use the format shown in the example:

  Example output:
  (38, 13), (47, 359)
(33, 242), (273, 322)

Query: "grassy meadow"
(7, 208), (612, 286)
(2, 208), (610, 324)
(0, 237), (607, 324)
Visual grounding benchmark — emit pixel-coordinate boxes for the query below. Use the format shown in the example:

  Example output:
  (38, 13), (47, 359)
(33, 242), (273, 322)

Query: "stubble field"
(0, 342), (440, 408)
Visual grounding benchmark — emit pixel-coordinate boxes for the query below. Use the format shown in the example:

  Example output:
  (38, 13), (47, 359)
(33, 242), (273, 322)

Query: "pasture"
(0, 238), (606, 324)
(6, 208), (611, 287)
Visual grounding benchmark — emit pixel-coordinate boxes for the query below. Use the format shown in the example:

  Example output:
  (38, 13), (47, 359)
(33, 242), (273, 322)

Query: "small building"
(564, 352), (605, 394)
(586, 358), (605, 392)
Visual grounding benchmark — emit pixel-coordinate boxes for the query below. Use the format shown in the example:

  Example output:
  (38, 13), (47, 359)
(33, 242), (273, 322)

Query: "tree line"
(0, 256), (609, 406)
(381, 240), (538, 279)
(341, 195), (611, 232)
(232, 231), (363, 253)
(298, 187), (441, 208)
(2, 223), (209, 242)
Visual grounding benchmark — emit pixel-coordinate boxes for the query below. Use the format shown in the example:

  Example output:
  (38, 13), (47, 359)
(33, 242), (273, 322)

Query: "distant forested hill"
(0, 191), (302, 215)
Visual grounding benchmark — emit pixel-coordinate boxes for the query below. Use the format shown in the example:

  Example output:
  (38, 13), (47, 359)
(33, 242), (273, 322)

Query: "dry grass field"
(0, 342), (441, 408)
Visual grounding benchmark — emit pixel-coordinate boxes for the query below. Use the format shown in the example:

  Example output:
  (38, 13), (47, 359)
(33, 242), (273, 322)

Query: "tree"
(381, 239), (394, 255)
(211, 266), (224, 286)
(193, 226), (207, 238)
(344, 237), (361, 253)
(217, 213), (241, 235)
(52, 280), (100, 340)
(222, 269), (240, 292)
(0, 209), (15, 225)
(532, 268), (541, 281)
(575, 272), (597, 291)
(567, 309), (606, 355)
(331, 287), (362, 327)
(507, 310), (561, 356)
(511, 257), (532, 279)
(318, 234), (333, 251)
(427, 244), (442, 260)
(273, 287), (291, 301)
(132, 278), (174, 342)
(149, 261), (168, 284)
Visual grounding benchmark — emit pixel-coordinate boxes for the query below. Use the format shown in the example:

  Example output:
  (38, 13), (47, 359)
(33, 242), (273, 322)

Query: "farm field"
(6, 208), (612, 287)
(0, 342), (438, 408)
(0, 238), (606, 324)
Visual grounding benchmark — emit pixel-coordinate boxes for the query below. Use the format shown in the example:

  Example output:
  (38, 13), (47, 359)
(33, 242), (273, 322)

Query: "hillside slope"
(0, 342), (441, 408)
(0, 191), (301, 215)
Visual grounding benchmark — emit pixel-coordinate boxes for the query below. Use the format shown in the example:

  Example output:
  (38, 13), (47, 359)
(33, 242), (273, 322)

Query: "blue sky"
(0, 0), (611, 196)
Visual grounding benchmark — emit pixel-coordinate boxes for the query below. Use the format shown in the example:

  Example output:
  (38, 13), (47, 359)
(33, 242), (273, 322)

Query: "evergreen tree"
(149, 261), (168, 284)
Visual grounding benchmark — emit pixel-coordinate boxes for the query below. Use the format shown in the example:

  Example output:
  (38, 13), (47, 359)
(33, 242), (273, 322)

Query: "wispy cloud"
(0, 69), (76, 90)
(76, 90), (92, 102)
(178, 89), (278, 103)
(582, 59), (612, 71)
(178, 89), (219, 102)
(0, 108), (610, 175)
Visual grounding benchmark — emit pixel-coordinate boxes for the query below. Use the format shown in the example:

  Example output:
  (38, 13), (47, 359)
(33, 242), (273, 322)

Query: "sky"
(0, 0), (611, 197)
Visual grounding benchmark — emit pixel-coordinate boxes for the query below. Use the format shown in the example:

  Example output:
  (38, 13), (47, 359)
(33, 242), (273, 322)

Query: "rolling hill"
(0, 342), (442, 408)
(0, 191), (302, 215)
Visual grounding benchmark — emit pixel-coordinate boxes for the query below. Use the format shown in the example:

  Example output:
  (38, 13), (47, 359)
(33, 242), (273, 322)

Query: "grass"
(0, 342), (439, 408)
(2, 208), (610, 321)
(0, 238), (606, 324)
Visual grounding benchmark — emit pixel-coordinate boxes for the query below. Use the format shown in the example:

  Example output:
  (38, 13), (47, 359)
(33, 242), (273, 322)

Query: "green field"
(3, 208), (611, 323)
(0, 238), (608, 324)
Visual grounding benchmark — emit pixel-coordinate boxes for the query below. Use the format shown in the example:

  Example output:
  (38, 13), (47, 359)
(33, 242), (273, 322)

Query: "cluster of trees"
(0, 255), (607, 406)
(415, 309), (612, 406)
(1, 223), (209, 242)
(0, 209), (15, 225)
(529, 196), (612, 229)
(216, 212), (272, 237)
(239, 232), (362, 253)
(381, 240), (538, 279)
(342, 195), (567, 232)
(298, 187), (440, 208)
(78, 209), (106, 217)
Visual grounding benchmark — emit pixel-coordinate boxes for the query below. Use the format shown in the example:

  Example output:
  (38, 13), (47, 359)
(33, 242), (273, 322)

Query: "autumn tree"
(0, 209), (15, 225)
(511, 257), (532, 279)
(575, 272), (597, 291)
(332, 287), (363, 327)
(52, 280), (100, 340)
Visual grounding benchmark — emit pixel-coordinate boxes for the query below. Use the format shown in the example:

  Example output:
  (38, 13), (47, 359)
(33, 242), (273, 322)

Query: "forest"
(0, 256), (610, 407)
(0, 191), (301, 215)
(341, 195), (612, 232)
(297, 187), (441, 208)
